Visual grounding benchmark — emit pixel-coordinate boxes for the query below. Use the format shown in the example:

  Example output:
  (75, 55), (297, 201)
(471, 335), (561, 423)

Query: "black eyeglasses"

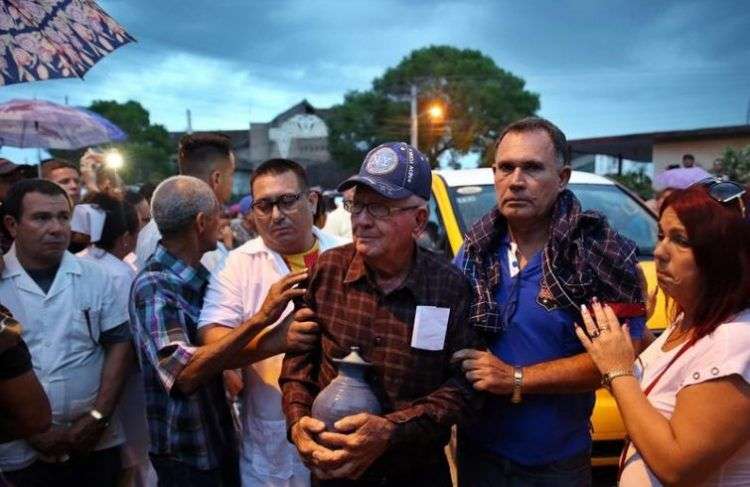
(251, 192), (304, 217)
(343, 200), (420, 218)
(691, 177), (746, 218)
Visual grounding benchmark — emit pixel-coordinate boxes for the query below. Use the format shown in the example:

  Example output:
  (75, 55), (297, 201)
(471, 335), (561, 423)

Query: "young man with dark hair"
(41, 158), (81, 204)
(0, 179), (133, 487)
(135, 132), (236, 271)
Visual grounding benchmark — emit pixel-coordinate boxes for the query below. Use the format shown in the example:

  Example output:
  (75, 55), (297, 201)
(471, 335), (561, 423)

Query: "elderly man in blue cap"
(280, 142), (480, 486)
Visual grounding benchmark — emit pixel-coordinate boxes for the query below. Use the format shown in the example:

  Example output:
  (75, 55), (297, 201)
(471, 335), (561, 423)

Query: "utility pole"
(410, 84), (418, 149)
(247, 110), (253, 167)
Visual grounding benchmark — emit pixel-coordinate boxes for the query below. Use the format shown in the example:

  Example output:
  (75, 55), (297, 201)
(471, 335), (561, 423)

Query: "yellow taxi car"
(424, 168), (667, 466)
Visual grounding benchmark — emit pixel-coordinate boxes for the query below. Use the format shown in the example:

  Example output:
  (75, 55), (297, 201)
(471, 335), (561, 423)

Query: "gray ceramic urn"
(311, 346), (381, 430)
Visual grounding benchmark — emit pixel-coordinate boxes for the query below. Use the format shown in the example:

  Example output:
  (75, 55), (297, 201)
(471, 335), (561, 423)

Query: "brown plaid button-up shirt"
(280, 243), (480, 477)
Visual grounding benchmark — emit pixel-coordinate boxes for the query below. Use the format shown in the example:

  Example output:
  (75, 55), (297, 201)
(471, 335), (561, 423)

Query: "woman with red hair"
(577, 179), (750, 486)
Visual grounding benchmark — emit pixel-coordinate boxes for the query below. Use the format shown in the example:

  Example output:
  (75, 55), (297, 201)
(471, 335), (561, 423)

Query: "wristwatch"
(510, 366), (524, 404)
(88, 409), (110, 428)
(601, 369), (634, 391)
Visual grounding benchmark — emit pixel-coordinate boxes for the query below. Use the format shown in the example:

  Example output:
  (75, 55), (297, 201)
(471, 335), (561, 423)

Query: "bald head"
(152, 175), (219, 237)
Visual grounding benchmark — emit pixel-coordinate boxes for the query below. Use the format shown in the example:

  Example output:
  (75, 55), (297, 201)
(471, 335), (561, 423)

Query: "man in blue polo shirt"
(452, 117), (646, 485)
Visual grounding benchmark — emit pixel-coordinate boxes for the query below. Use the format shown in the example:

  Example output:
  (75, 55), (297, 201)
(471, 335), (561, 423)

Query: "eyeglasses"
(692, 177), (747, 218)
(251, 192), (304, 217)
(343, 200), (420, 218)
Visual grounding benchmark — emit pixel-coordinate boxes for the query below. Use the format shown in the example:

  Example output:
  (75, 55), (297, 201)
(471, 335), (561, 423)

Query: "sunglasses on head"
(691, 177), (747, 218)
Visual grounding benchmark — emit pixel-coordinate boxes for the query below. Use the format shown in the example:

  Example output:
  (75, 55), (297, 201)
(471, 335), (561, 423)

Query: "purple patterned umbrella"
(0, 0), (135, 86)
(0, 98), (126, 149)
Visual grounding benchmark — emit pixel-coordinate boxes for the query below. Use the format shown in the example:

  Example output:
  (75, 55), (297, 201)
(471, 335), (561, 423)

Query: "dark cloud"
(0, 0), (746, 138)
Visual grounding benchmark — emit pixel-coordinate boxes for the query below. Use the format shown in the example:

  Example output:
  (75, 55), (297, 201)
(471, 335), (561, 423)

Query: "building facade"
(171, 100), (350, 198)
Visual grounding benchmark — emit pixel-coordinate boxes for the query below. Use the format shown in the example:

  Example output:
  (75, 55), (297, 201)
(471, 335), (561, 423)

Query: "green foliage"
(717, 145), (750, 184)
(606, 170), (654, 201)
(50, 100), (176, 185)
(328, 45), (540, 169)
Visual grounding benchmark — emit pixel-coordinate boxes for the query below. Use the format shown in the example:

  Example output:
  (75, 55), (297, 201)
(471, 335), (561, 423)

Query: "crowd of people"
(0, 117), (747, 487)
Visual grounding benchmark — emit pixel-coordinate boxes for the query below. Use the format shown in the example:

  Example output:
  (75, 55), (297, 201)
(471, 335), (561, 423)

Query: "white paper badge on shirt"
(411, 306), (451, 351)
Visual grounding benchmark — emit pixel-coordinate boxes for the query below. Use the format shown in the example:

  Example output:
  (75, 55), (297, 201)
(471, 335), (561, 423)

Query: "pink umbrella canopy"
(653, 167), (712, 192)
(0, 98), (126, 149)
(0, 0), (135, 86)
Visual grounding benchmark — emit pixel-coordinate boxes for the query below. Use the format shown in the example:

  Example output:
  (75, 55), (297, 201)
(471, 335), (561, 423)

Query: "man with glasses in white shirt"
(198, 158), (343, 486)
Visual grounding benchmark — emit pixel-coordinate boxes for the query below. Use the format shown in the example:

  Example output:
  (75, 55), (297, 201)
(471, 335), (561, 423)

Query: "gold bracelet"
(601, 369), (634, 391)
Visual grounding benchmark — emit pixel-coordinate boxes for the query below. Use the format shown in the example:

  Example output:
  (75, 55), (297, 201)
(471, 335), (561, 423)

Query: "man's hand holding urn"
(315, 412), (396, 479)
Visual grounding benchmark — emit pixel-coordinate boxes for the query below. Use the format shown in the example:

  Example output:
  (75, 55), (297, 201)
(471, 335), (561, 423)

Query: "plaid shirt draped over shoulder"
(458, 189), (645, 333)
(128, 244), (236, 470)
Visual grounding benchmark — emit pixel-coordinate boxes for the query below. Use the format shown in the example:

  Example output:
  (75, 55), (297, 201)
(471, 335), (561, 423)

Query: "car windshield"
(449, 183), (657, 257)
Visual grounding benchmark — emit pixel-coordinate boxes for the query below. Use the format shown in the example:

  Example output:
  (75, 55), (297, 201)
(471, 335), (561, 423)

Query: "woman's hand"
(575, 300), (635, 375)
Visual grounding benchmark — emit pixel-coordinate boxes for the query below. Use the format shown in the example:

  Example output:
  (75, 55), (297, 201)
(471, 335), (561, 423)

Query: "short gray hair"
(151, 175), (219, 236)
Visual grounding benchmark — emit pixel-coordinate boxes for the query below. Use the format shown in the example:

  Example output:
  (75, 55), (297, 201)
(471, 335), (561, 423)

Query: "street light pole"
(410, 84), (418, 149)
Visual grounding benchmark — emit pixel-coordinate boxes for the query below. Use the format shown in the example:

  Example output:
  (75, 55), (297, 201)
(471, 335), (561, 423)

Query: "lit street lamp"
(409, 83), (446, 150)
(427, 103), (444, 121)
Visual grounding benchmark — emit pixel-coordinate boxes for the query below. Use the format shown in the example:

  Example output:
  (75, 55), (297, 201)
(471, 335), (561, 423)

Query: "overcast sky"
(1, 0), (748, 163)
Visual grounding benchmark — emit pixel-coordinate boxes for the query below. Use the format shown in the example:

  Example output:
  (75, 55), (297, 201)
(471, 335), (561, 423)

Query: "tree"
(327, 46), (540, 169)
(717, 145), (750, 184)
(50, 100), (176, 185)
(606, 170), (654, 201)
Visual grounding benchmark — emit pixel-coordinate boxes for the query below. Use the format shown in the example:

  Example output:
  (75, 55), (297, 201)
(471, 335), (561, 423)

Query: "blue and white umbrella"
(0, 98), (126, 149)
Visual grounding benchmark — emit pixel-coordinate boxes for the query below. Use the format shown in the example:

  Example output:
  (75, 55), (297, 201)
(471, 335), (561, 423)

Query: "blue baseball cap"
(238, 195), (253, 215)
(337, 142), (432, 201)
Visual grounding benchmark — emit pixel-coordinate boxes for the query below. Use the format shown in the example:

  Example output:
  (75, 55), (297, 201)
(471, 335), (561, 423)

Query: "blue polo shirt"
(455, 237), (645, 466)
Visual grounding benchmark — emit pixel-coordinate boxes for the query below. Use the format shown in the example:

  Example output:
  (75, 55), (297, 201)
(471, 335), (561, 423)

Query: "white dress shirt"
(198, 227), (344, 486)
(0, 246), (128, 471)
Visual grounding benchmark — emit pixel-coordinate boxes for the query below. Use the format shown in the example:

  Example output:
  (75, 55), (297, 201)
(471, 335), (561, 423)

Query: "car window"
(571, 184), (657, 257)
(419, 197), (450, 254)
(446, 183), (657, 257)
(451, 185), (498, 230)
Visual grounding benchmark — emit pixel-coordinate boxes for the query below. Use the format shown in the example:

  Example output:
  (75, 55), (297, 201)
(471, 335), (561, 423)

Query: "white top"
(134, 219), (226, 273)
(200, 242), (230, 274)
(322, 205), (352, 240)
(0, 246), (129, 471)
(198, 227), (344, 483)
(620, 309), (750, 486)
